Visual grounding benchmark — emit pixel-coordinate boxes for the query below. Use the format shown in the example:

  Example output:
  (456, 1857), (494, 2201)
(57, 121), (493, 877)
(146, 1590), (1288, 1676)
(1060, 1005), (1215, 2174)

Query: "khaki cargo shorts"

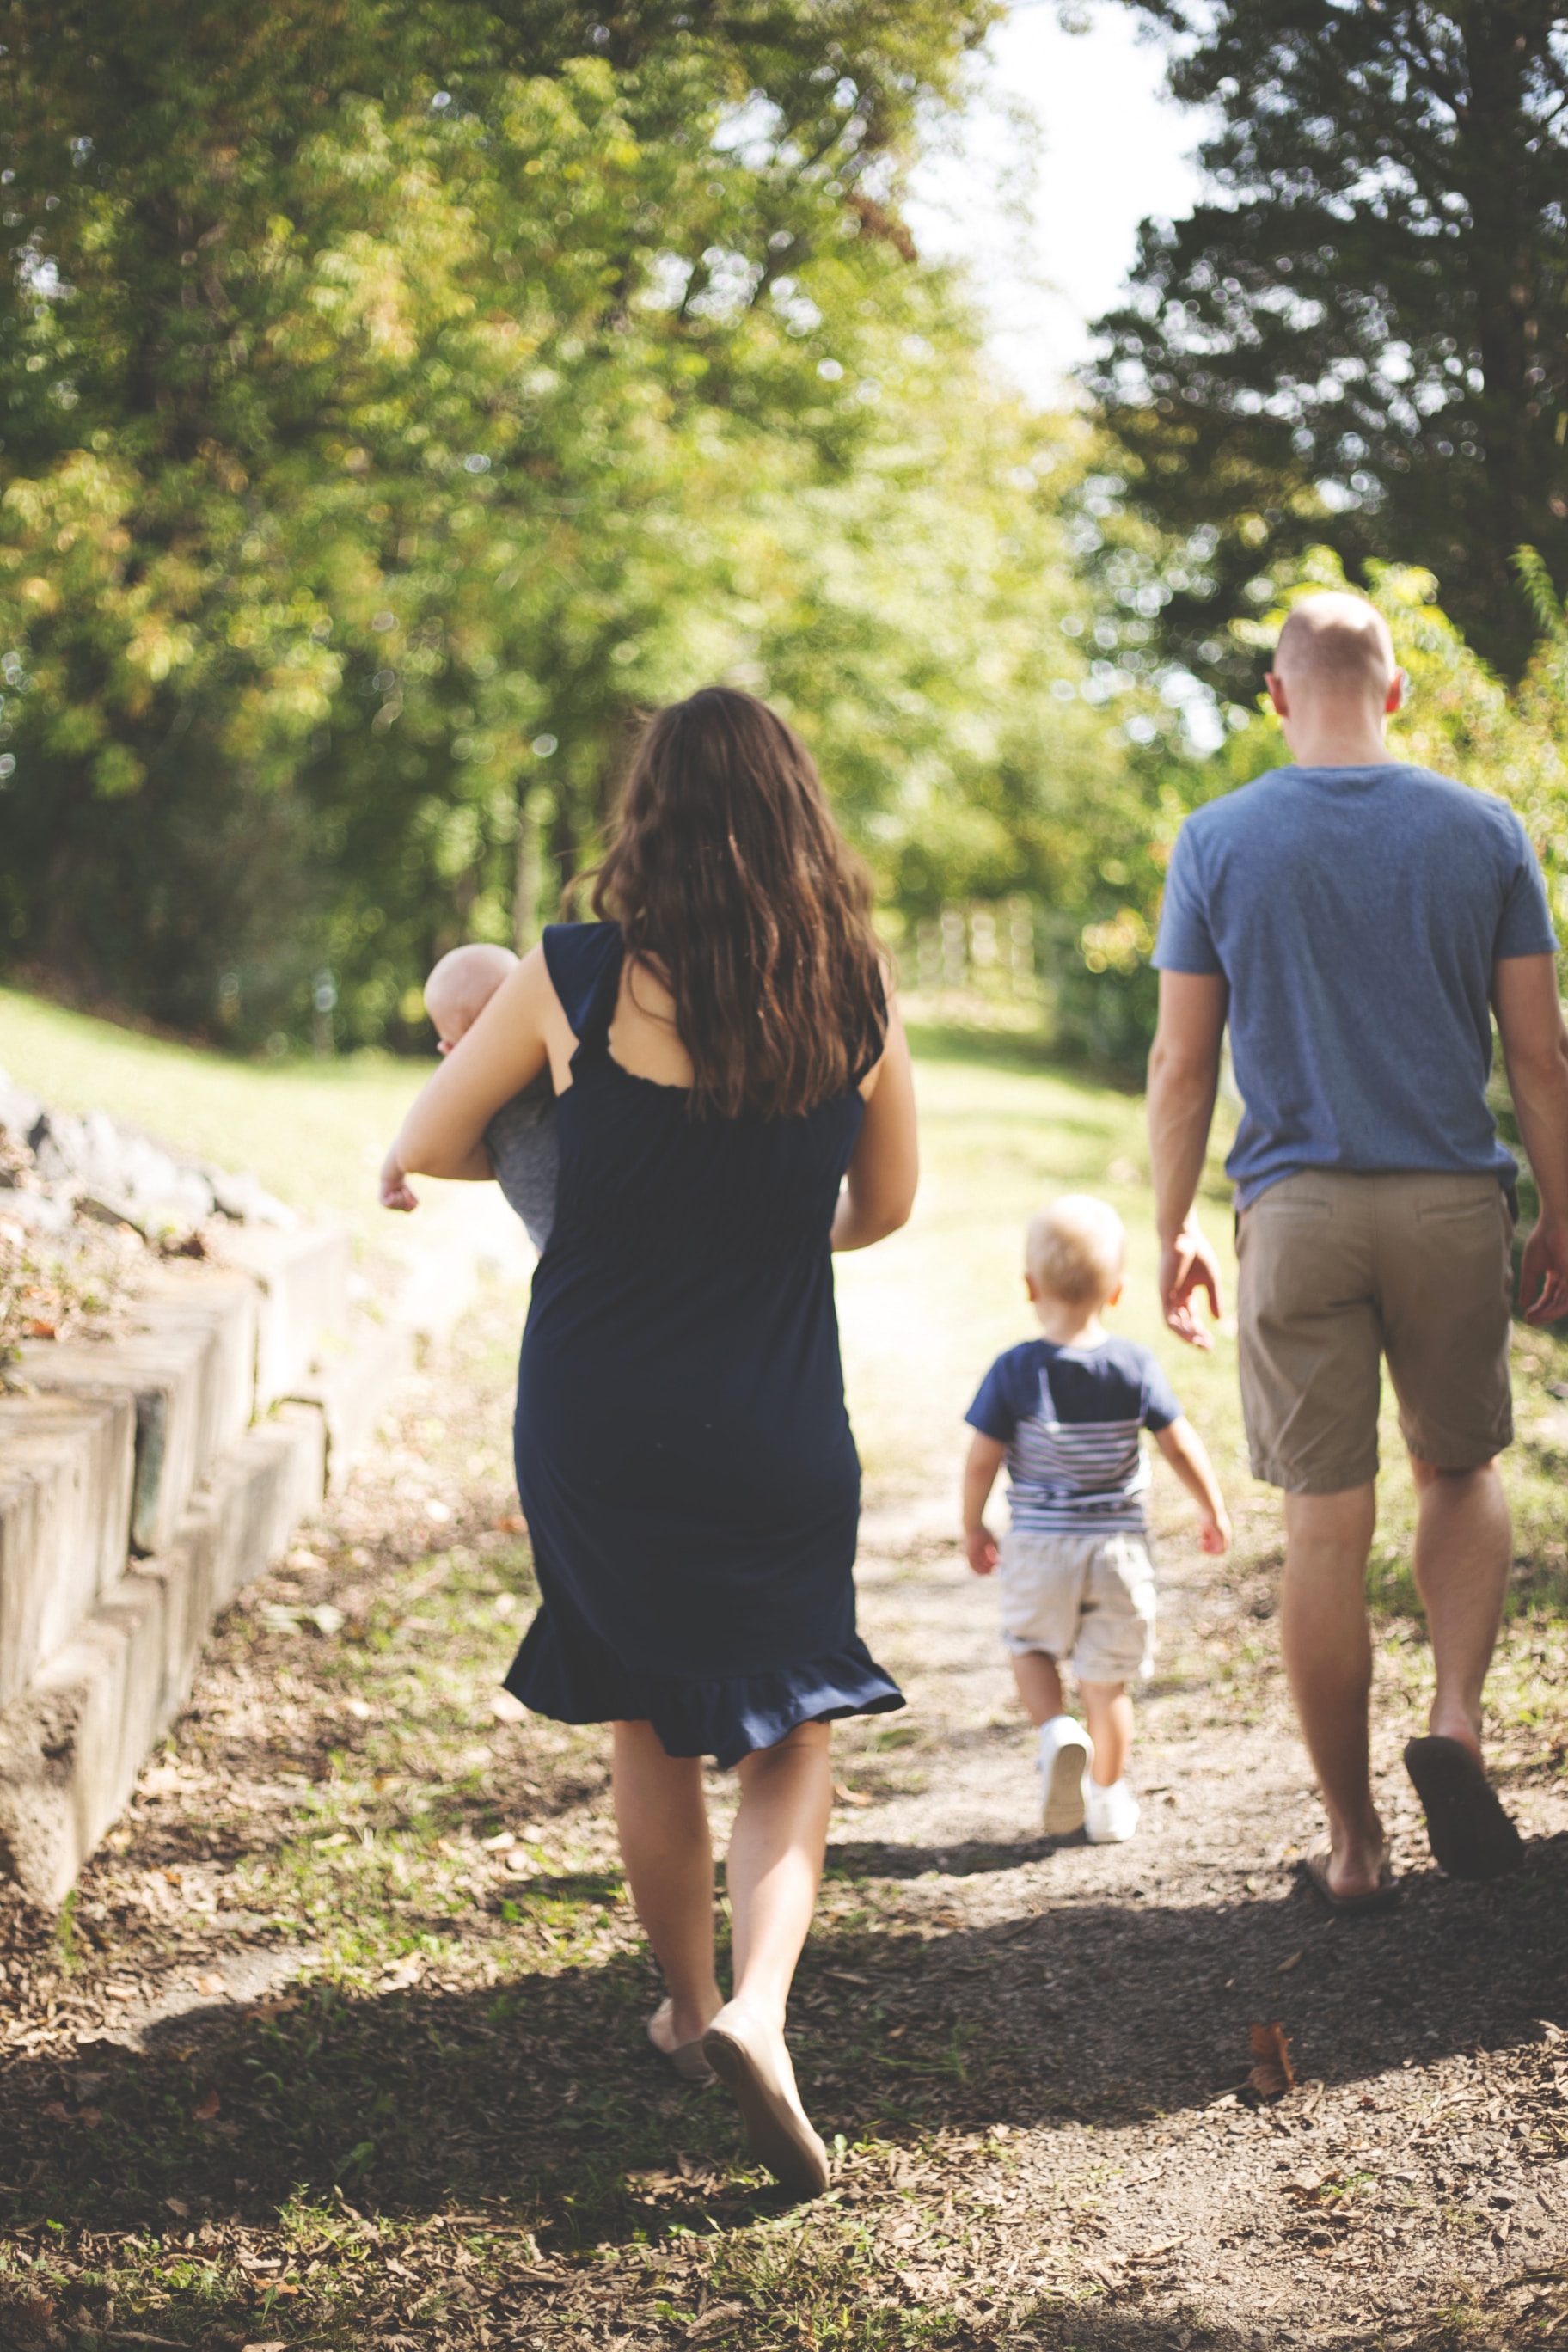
(996, 1528), (1156, 1682)
(1236, 1169), (1516, 1494)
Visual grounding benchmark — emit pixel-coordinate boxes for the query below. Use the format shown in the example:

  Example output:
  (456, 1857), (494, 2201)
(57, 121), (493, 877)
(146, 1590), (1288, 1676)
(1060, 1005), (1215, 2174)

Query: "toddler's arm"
(1153, 1416), (1231, 1554)
(962, 1431), (1008, 1575)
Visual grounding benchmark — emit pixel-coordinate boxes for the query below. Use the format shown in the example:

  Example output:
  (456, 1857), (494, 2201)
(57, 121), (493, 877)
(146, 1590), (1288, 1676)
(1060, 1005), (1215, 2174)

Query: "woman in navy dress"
(383, 689), (918, 2195)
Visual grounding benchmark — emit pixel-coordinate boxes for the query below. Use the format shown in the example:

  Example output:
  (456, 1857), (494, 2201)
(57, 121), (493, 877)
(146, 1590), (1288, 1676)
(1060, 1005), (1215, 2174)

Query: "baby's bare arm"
(1154, 1416), (1231, 1554)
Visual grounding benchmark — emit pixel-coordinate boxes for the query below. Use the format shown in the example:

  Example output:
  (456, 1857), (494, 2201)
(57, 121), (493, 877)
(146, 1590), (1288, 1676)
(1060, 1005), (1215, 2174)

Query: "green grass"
(0, 983), (424, 1234)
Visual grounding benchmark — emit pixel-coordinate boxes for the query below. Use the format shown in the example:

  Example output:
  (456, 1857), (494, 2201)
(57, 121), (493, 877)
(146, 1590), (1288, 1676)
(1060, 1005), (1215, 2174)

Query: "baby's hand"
(379, 1146), (419, 1213)
(965, 1527), (999, 1577)
(1198, 1506), (1232, 1557)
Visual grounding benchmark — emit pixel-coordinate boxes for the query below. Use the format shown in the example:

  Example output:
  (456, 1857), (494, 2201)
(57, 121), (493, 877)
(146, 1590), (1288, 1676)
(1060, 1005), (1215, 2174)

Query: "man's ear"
(1106, 1278), (1124, 1308)
(1025, 1271), (1040, 1302)
(1265, 670), (1289, 718)
(1385, 668), (1406, 716)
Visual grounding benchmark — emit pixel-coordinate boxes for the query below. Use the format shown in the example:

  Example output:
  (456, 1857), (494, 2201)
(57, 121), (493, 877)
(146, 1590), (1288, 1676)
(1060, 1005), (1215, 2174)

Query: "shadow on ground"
(4, 1834), (1564, 2251)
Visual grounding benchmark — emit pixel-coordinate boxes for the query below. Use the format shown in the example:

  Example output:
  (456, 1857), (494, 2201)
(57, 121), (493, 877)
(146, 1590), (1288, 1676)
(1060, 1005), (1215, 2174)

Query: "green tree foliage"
(1087, 1), (1568, 695)
(9, 1), (1180, 1049)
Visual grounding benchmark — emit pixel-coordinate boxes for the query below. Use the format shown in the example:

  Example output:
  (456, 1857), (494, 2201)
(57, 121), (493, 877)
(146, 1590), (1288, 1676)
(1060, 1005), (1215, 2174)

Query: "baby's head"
(1025, 1194), (1126, 1316)
(425, 942), (519, 1051)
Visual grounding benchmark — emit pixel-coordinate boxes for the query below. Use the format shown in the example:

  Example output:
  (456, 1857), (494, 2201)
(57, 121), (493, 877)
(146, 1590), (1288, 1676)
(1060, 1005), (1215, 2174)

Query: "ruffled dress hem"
(505, 1608), (904, 1770)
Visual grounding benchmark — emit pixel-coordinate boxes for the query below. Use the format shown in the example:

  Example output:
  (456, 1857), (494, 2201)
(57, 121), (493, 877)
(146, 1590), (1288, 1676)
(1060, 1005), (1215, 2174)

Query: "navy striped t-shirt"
(965, 1337), (1182, 1536)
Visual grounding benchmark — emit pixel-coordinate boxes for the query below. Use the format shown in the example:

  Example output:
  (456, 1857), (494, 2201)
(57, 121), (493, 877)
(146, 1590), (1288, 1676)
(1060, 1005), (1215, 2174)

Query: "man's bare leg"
(1280, 1483), (1385, 1900)
(1408, 1457), (1510, 1757)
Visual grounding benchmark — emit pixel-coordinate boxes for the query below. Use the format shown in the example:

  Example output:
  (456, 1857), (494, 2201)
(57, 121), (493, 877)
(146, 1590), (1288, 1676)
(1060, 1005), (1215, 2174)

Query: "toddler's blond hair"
(1026, 1194), (1125, 1308)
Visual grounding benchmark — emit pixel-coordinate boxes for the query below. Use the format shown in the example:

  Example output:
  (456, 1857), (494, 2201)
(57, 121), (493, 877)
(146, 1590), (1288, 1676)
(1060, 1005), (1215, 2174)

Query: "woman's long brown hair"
(589, 688), (887, 1119)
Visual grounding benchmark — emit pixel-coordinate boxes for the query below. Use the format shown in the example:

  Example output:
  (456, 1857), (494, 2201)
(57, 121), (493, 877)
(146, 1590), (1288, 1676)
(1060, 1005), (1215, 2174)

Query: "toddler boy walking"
(963, 1196), (1229, 1842)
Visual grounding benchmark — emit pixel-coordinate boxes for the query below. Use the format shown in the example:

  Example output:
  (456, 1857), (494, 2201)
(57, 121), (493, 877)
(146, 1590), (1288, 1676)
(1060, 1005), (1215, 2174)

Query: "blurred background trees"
(1088, 0), (1568, 698)
(2, 1), (1566, 1063)
(1, 0), (1170, 1050)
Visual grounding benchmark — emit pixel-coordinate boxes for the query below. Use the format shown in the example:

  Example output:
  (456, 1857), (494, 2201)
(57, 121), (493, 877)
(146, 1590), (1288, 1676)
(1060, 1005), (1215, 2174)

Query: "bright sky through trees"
(905, 0), (1206, 402)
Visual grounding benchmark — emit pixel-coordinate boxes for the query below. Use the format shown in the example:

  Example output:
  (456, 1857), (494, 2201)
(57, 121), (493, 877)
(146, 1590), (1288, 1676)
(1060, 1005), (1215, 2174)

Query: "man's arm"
(1147, 970), (1229, 1348)
(1492, 952), (1568, 1325)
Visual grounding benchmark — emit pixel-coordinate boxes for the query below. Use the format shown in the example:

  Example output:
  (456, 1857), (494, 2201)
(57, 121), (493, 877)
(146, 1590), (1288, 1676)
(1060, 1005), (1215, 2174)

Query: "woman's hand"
(380, 1145), (419, 1212)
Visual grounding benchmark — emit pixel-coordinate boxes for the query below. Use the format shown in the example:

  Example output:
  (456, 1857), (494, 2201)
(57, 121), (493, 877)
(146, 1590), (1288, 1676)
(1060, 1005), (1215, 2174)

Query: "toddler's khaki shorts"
(1236, 1168), (1516, 1494)
(996, 1528), (1155, 1682)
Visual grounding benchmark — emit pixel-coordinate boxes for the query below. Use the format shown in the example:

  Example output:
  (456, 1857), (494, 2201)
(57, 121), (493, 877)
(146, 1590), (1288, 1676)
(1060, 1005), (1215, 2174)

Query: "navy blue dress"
(505, 922), (904, 1767)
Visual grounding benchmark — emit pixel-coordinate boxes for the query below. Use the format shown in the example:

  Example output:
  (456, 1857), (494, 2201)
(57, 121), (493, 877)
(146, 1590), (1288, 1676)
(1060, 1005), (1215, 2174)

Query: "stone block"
(0, 1401), (328, 1903)
(0, 1390), (135, 1712)
(289, 1317), (416, 1491)
(0, 1571), (167, 1906)
(220, 1225), (352, 1407)
(203, 1405), (326, 1609)
(21, 1265), (257, 1556)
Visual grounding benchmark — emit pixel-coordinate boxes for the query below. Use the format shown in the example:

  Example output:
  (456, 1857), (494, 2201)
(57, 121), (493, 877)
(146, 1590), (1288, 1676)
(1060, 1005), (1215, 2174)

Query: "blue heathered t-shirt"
(1153, 763), (1559, 1208)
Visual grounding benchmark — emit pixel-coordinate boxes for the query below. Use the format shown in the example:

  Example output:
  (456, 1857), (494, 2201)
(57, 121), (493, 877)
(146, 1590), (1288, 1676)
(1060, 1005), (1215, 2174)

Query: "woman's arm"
(830, 996), (918, 1251)
(384, 947), (557, 1195)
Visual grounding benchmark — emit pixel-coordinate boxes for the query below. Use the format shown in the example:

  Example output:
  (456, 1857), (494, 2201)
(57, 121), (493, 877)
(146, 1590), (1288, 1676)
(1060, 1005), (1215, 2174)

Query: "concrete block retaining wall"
(0, 1228), (414, 1904)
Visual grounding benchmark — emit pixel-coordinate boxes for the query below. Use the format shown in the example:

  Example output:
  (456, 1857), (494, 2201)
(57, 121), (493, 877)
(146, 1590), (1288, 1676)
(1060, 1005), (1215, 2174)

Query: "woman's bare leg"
(726, 1720), (834, 2029)
(611, 1718), (723, 2048)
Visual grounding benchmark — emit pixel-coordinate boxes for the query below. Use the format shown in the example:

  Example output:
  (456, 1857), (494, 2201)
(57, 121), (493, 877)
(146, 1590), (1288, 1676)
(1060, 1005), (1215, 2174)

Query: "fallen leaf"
(1249, 2019), (1295, 2099)
(493, 1512), (526, 1534)
(164, 2195), (191, 2217)
(1277, 1949), (1304, 1974)
(42, 2100), (72, 2122)
(192, 2086), (221, 2120)
(246, 1994), (302, 2024)
(26, 1318), (57, 1338)
(833, 1783), (873, 1808)
(481, 1828), (516, 1851)
(195, 1971), (227, 1996)
(242, 2342), (290, 2350)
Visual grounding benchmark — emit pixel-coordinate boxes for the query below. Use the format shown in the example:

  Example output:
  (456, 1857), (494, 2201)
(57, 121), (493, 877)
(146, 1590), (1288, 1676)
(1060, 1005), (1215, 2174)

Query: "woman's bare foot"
(701, 1998), (829, 2197)
(647, 1995), (720, 2083)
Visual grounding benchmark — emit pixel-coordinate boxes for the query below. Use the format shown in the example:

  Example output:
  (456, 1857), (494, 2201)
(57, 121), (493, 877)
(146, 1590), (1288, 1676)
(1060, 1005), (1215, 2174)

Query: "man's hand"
(965, 1527), (998, 1577)
(1519, 1217), (1568, 1324)
(380, 1144), (419, 1213)
(1159, 1222), (1224, 1349)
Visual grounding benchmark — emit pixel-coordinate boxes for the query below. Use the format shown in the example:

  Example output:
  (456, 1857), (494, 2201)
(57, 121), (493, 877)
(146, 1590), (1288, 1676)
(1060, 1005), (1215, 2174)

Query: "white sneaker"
(1036, 1715), (1093, 1835)
(1084, 1776), (1140, 1844)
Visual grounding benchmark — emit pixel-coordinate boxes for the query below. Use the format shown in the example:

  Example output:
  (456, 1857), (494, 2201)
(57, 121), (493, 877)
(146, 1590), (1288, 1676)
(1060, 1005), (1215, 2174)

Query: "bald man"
(1147, 590), (1568, 1905)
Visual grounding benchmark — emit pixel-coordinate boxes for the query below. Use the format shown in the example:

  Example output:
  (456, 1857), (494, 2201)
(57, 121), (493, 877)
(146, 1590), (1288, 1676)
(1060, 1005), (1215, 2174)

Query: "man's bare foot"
(1321, 1816), (1387, 1902)
(1426, 1705), (1483, 1761)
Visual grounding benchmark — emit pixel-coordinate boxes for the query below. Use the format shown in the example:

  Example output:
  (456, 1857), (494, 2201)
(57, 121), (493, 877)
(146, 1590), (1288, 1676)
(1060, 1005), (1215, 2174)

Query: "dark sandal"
(1404, 1736), (1523, 1882)
(1300, 1844), (1400, 1915)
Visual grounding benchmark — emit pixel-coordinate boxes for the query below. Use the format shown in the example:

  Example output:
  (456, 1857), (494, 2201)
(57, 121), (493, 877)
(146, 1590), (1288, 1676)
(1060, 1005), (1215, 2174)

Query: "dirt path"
(2, 1271), (1566, 2352)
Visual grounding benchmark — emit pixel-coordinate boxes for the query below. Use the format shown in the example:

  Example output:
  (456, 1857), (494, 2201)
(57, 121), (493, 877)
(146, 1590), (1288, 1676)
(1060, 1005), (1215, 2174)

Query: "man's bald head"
(1271, 592), (1397, 704)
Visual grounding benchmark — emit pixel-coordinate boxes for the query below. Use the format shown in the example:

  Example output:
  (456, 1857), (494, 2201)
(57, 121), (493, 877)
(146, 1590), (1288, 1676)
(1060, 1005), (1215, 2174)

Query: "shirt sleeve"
(965, 1354), (1021, 1443)
(1140, 1351), (1183, 1432)
(1494, 815), (1559, 960)
(1152, 820), (1223, 975)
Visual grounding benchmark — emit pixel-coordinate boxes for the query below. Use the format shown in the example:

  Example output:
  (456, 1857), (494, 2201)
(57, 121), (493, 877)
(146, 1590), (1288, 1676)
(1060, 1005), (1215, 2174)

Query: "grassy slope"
(0, 985), (422, 1233)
